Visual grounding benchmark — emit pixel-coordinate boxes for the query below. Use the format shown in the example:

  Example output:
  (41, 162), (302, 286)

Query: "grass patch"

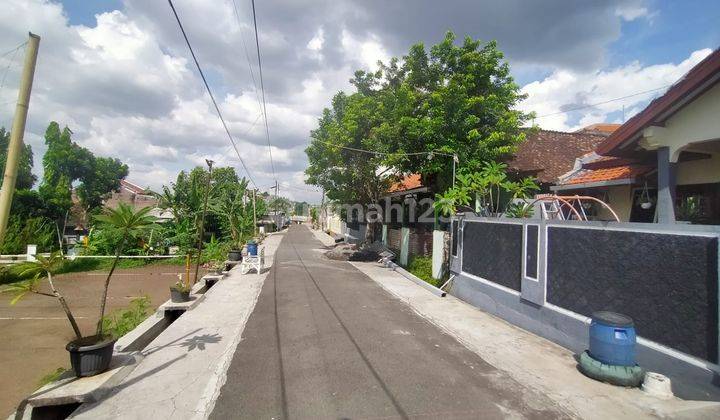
(1, 256), (187, 285)
(101, 296), (151, 340)
(38, 367), (68, 388)
(405, 256), (439, 287)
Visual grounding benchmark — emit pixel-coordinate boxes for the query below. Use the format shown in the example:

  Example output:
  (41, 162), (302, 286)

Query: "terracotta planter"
(66, 335), (117, 377)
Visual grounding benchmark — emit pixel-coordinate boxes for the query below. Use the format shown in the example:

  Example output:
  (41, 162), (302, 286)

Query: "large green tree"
(306, 32), (533, 222)
(0, 127), (36, 190)
(39, 122), (128, 220)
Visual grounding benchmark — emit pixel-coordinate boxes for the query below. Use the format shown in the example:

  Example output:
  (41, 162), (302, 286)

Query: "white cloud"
(0, 0), (704, 204)
(341, 30), (390, 72)
(615, 4), (649, 21)
(518, 49), (713, 131)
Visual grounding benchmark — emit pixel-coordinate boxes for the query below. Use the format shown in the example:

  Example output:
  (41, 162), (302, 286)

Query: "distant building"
(104, 179), (158, 210)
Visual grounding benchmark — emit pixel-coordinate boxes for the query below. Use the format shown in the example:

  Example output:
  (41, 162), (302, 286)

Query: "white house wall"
(640, 83), (720, 161)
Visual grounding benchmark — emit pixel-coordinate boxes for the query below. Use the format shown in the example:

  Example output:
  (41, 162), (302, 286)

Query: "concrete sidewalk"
(69, 232), (285, 419)
(349, 258), (720, 419)
(210, 225), (570, 419)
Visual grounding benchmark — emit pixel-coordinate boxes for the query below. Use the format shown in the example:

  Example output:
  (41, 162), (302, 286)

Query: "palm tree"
(6, 252), (82, 339)
(94, 203), (156, 337)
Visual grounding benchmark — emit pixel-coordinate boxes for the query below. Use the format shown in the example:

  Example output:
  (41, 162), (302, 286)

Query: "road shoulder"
(350, 260), (720, 420)
(69, 232), (286, 420)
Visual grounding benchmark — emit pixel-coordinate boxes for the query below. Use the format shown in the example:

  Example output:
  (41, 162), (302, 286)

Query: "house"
(554, 48), (720, 224)
(507, 126), (619, 190)
(104, 179), (158, 210)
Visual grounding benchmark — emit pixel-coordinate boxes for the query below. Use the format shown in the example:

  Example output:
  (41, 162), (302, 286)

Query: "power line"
(310, 138), (456, 158)
(0, 42), (25, 92)
(534, 84), (672, 119)
(0, 41), (27, 58)
(167, 0), (257, 188)
(280, 183), (321, 193)
(229, 0), (264, 118)
(250, 0), (276, 182)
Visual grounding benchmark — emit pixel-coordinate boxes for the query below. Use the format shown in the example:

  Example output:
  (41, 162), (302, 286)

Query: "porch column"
(657, 147), (677, 224)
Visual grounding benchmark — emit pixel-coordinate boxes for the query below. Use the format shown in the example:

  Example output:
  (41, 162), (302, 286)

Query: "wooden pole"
(193, 159), (213, 283)
(0, 33), (40, 244)
(252, 189), (257, 236)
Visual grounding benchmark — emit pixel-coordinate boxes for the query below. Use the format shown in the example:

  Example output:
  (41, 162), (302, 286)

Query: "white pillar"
(400, 227), (410, 266)
(381, 225), (388, 246)
(431, 230), (445, 279)
(26, 244), (37, 261)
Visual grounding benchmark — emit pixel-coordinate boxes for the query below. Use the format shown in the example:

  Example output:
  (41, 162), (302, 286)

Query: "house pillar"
(431, 230), (446, 280)
(399, 227), (410, 266)
(657, 147), (677, 224)
(381, 224), (388, 246)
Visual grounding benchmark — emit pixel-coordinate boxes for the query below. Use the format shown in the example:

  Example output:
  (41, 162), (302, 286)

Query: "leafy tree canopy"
(306, 31), (534, 202)
(39, 122), (128, 219)
(0, 127), (37, 190)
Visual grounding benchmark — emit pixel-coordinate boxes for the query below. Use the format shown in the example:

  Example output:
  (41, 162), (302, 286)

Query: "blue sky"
(0, 0), (718, 202)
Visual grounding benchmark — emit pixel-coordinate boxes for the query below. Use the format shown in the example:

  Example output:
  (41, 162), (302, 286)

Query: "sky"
(0, 1), (718, 204)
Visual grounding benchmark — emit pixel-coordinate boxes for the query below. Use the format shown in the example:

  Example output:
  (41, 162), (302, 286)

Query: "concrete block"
(399, 227), (410, 266)
(25, 353), (142, 409)
(431, 229), (446, 280)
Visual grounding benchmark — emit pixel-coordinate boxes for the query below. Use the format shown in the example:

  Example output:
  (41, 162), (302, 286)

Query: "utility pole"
(0, 33), (40, 245)
(320, 188), (325, 231)
(193, 159), (213, 284)
(252, 188), (257, 236)
(274, 180), (278, 230)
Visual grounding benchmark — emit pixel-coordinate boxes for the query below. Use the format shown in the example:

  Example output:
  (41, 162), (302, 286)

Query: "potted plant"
(211, 260), (224, 275)
(170, 274), (192, 302)
(5, 203), (155, 377)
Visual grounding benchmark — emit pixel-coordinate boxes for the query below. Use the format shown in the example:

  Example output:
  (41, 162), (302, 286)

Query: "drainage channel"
(15, 275), (219, 420)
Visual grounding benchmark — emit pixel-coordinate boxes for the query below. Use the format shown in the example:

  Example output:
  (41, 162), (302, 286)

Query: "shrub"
(405, 255), (440, 287)
(101, 296), (151, 339)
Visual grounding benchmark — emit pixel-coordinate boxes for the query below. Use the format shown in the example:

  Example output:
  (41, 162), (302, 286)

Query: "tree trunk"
(96, 231), (127, 337)
(46, 272), (82, 340)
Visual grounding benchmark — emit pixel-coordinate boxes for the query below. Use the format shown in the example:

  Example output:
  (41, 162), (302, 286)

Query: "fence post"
(381, 224), (388, 246)
(431, 229), (445, 279)
(26, 244), (37, 261)
(400, 227), (410, 266)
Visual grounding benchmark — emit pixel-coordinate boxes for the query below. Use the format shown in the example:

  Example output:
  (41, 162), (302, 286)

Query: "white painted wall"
(599, 185), (633, 221)
(676, 153), (720, 185)
(639, 83), (720, 162)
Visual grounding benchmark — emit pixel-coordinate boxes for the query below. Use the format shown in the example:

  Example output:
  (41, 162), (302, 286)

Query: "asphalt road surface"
(211, 225), (569, 419)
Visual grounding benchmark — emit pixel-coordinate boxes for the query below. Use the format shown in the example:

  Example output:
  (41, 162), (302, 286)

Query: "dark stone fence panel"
(455, 218), (720, 363)
(546, 226), (719, 362)
(462, 221), (523, 291)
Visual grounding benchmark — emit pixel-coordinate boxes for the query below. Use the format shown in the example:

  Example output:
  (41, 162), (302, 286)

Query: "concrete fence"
(449, 214), (720, 400)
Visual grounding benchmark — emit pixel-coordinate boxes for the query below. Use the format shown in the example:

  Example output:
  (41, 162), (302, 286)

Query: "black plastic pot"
(228, 249), (242, 261)
(170, 287), (190, 303)
(205, 278), (218, 289)
(66, 335), (117, 377)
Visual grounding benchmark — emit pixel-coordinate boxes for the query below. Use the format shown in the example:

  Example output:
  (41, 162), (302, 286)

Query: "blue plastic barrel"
(247, 242), (258, 256)
(589, 311), (637, 366)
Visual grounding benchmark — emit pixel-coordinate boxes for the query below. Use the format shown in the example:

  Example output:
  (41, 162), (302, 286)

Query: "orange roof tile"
(389, 173), (423, 192)
(578, 123), (621, 134)
(565, 165), (653, 185)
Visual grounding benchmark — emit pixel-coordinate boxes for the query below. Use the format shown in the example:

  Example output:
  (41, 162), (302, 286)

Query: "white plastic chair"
(240, 247), (264, 274)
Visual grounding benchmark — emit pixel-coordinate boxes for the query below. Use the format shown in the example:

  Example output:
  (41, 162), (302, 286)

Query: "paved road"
(211, 225), (569, 419)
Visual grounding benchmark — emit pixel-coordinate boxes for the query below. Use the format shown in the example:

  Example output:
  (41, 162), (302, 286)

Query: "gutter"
(551, 178), (635, 191)
(384, 260), (446, 297)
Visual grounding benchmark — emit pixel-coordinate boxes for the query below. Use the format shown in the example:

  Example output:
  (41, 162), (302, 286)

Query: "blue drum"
(589, 311), (637, 366)
(246, 242), (258, 256)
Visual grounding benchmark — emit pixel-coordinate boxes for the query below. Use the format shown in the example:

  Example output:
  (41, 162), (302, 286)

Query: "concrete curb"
(386, 260), (446, 297)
